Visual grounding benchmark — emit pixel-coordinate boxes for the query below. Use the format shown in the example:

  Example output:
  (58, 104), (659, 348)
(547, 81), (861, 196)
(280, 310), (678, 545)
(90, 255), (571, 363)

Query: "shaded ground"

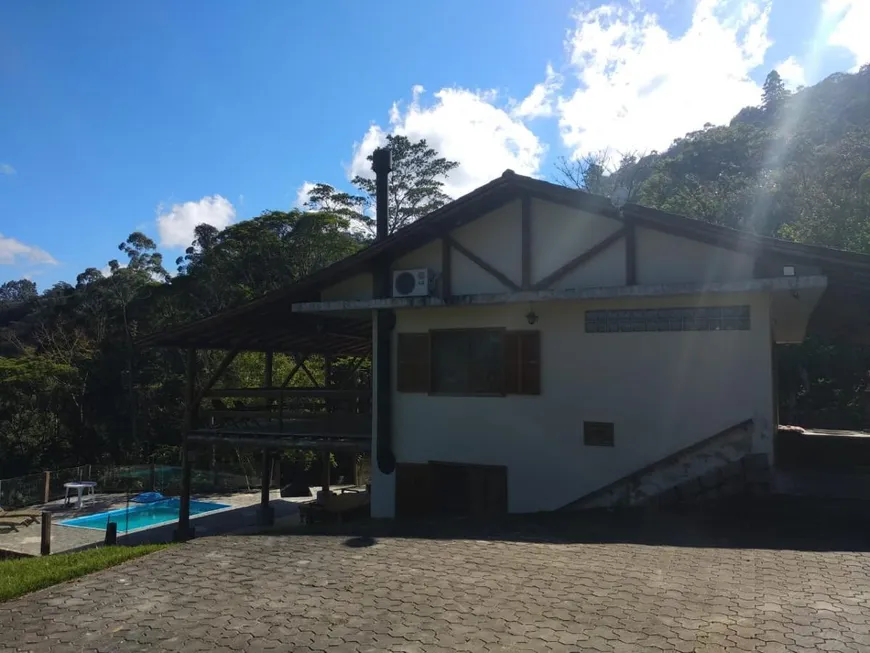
(2, 497), (870, 652)
(0, 491), (302, 556)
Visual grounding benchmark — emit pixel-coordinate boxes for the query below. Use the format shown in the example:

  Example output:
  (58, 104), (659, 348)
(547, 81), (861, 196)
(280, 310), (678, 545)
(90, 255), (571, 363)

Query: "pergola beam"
(193, 347), (240, 406)
(187, 432), (370, 452)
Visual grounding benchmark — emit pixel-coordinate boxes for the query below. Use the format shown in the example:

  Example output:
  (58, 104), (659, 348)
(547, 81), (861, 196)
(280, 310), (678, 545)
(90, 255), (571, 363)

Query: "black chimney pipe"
(371, 147), (396, 475)
(372, 147), (392, 241)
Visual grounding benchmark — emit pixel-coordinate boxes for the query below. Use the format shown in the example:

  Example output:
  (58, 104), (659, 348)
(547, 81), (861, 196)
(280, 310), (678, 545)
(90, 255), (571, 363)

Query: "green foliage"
(619, 66), (870, 247)
(0, 205), (365, 478)
(0, 279), (37, 303)
(303, 135), (460, 235)
(0, 544), (169, 602)
(762, 70), (789, 115)
(352, 134), (459, 233)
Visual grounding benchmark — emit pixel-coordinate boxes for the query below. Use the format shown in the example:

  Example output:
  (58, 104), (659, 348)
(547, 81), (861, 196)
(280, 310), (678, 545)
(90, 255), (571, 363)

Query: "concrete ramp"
(562, 419), (767, 510)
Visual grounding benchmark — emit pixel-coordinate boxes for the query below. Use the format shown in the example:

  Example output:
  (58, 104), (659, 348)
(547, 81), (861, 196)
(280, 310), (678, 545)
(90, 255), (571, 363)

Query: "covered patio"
(138, 302), (374, 539)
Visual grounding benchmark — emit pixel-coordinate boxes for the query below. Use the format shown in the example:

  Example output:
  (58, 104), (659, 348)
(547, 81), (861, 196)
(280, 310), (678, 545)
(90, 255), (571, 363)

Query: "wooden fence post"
(43, 471), (51, 504)
(40, 511), (51, 556)
(105, 522), (117, 546)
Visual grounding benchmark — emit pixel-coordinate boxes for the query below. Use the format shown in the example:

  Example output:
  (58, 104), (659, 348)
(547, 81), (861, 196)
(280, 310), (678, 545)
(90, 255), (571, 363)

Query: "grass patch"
(0, 544), (168, 602)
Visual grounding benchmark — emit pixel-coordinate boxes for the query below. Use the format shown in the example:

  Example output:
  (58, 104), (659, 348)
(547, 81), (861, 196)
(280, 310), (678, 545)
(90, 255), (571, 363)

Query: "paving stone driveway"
(3, 513), (870, 652)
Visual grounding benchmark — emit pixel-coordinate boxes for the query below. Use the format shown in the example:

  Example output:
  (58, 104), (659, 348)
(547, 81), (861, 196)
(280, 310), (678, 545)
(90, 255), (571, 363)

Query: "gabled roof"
(138, 171), (870, 351)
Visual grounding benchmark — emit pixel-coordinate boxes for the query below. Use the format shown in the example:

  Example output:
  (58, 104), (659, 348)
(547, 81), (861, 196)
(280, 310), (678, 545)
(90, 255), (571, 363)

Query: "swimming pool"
(59, 498), (230, 532)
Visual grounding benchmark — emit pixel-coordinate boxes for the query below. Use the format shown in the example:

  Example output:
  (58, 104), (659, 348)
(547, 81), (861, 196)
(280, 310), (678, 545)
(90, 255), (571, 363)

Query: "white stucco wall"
(388, 292), (774, 514)
(451, 200), (522, 294)
(392, 240), (442, 274)
(531, 199), (624, 288)
(321, 273), (373, 302)
(636, 227), (756, 285)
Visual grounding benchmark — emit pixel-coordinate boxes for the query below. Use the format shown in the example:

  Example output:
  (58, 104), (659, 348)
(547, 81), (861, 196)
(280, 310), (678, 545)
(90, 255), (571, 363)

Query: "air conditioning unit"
(392, 268), (431, 297)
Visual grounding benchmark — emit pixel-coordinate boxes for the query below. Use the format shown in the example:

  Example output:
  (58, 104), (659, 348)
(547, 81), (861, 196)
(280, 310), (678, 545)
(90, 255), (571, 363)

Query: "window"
(397, 329), (540, 396)
(584, 421), (614, 447)
(431, 329), (504, 394)
(585, 306), (750, 333)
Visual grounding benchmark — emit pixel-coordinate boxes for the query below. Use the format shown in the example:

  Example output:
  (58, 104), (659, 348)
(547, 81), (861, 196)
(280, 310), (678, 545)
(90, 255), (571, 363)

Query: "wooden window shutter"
(504, 331), (540, 395)
(504, 332), (520, 394)
(397, 333), (430, 393)
(519, 331), (541, 395)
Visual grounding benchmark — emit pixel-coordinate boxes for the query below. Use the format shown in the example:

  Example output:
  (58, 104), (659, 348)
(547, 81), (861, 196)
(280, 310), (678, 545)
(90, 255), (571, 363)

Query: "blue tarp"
(129, 491), (167, 504)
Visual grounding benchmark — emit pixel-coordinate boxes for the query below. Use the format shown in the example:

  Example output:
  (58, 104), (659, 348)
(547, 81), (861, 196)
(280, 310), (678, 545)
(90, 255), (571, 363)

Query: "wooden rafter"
(203, 387), (367, 398)
(299, 359), (322, 387)
(193, 347), (239, 406)
(625, 218), (637, 285)
(441, 237), (452, 298)
(532, 227), (627, 291)
(280, 355), (307, 388)
(445, 235), (520, 292)
(521, 194), (532, 290)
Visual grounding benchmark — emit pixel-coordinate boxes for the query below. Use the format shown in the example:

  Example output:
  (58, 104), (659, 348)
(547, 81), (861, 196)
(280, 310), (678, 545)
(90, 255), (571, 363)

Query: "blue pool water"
(59, 498), (230, 532)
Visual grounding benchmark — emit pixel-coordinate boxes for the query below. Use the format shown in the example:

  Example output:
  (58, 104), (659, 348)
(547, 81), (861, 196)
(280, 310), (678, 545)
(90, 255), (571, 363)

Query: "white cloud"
(0, 234), (57, 266)
(156, 195), (236, 248)
(100, 261), (127, 277)
(294, 181), (316, 209)
(0, 163), (15, 175)
(557, 0), (772, 158)
(776, 56), (806, 89)
(512, 64), (563, 119)
(350, 86), (545, 198)
(823, 0), (869, 72)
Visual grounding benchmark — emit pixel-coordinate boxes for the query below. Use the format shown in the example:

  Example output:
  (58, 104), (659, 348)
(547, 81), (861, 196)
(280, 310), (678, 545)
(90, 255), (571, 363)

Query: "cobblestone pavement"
(3, 520), (870, 652)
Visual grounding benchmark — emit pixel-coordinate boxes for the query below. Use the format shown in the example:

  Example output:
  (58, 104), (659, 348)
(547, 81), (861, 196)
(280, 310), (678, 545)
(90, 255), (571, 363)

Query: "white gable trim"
(293, 275), (827, 312)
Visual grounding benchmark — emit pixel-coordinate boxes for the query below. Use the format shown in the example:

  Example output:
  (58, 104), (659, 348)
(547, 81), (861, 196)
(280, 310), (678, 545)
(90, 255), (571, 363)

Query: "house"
(141, 149), (870, 527)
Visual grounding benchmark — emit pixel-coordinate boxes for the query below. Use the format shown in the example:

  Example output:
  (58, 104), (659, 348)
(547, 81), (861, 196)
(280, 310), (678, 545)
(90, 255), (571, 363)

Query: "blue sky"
(0, 0), (866, 288)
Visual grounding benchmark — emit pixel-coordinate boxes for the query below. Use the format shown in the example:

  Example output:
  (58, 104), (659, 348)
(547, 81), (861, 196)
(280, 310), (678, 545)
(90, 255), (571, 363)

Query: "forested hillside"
(559, 66), (870, 252)
(3, 67), (870, 479)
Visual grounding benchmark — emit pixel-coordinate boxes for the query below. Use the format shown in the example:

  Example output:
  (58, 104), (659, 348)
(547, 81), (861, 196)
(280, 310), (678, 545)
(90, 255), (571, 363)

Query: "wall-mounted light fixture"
(525, 305), (539, 325)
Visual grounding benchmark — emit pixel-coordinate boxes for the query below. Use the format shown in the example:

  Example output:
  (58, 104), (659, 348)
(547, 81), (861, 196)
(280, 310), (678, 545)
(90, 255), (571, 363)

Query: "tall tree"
(0, 279), (37, 303)
(762, 70), (789, 115)
(302, 136), (460, 235)
(303, 184), (367, 224)
(352, 135), (459, 234)
(555, 149), (654, 202)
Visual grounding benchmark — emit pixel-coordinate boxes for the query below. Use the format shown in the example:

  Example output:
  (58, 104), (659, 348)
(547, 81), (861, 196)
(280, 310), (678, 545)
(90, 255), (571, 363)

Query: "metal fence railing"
(0, 464), (258, 509)
(0, 472), (43, 510)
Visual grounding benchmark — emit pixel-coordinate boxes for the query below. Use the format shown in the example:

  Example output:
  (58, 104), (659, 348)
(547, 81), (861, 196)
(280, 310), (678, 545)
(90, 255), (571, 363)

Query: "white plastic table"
(64, 481), (97, 509)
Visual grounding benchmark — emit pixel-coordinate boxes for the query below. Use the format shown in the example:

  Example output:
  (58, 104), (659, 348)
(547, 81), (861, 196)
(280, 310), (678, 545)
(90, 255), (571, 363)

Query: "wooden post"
(43, 471), (51, 504)
(271, 456), (281, 489)
(259, 450), (273, 526)
(105, 522), (118, 546)
(441, 238), (452, 298)
(263, 350), (274, 390)
(175, 348), (196, 542)
(40, 511), (51, 556)
(321, 451), (331, 497)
